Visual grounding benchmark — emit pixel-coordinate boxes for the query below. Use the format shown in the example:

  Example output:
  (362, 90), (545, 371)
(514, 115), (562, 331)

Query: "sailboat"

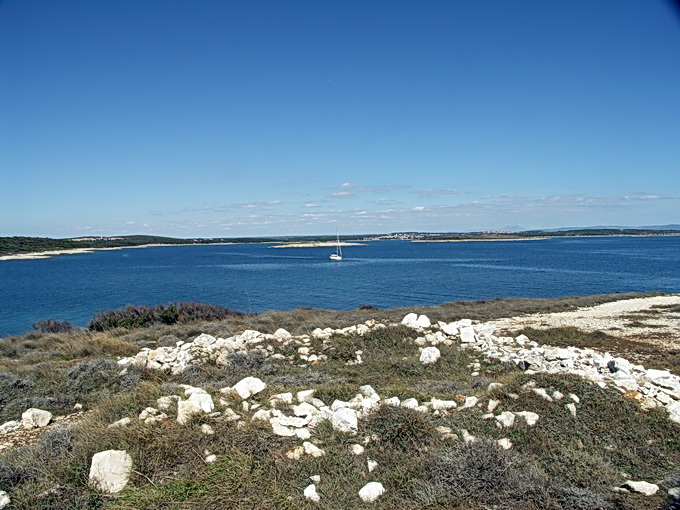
(329, 230), (343, 261)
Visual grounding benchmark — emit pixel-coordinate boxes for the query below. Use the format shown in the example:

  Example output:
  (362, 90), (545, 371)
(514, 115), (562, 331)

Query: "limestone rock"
(108, 417), (132, 429)
(359, 481), (385, 503)
(621, 480), (659, 496)
(495, 411), (515, 428)
(303, 441), (325, 457)
(401, 313), (419, 328)
(304, 484), (321, 503)
(419, 346), (441, 364)
(331, 407), (358, 434)
(459, 326), (476, 343)
(177, 399), (202, 425)
(0, 491), (9, 509)
(21, 408), (52, 429)
(416, 314), (431, 328)
(230, 377), (266, 400)
(515, 411), (540, 426)
(89, 450), (133, 494)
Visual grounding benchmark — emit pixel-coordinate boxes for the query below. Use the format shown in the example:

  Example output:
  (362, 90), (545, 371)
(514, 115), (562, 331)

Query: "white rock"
(430, 398), (458, 411)
(566, 403), (577, 417)
(201, 424), (215, 435)
(189, 391), (214, 413)
(89, 450), (133, 494)
(331, 408), (358, 434)
(460, 429), (476, 443)
(293, 402), (319, 417)
(383, 396), (401, 406)
(270, 392), (294, 405)
(416, 314), (431, 328)
(274, 328), (292, 340)
(440, 322), (459, 336)
(205, 454), (217, 463)
(401, 313), (419, 328)
(303, 441), (326, 457)
(351, 444), (365, 455)
(460, 396), (479, 410)
(310, 475), (321, 483)
(108, 417), (132, 429)
(646, 369), (671, 381)
(515, 411), (540, 426)
(21, 408), (52, 428)
(157, 395), (181, 411)
(495, 411), (515, 428)
(367, 459), (378, 472)
(177, 399), (202, 425)
(569, 393), (580, 403)
(487, 399), (500, 413)
(621, 480), (659, 496)
(0, 491), (9, 509)
(286, 445), (305, 460)
(304, 484), (321, 503)
(270, 419), (296, 437)
(230, 377), (266, 400)
(419, 346), (441, 364)
(297, 389), (316, 403)
(497, 438), (513, 450)
(359, 482), (385, 503)
(401, 398), (419, 409)
(0, 420), (21, 434)
(459, 326), (477, 343)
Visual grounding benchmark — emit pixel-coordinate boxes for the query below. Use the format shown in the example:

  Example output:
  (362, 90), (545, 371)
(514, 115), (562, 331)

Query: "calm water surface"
(1, 236), (679, 337)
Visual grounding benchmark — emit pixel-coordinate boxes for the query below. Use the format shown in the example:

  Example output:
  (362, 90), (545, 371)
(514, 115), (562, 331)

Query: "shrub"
(88, 302), (245, 331)
(363, 404), (437, 452)
(553, 486), (611, 510)
(420, 438), (552, 508)
(31, 319), (79, 334)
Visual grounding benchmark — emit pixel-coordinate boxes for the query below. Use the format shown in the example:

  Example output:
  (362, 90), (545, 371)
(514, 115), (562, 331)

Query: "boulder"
(359, 482), (385, 503)
(419, 346), (441, 364)
(331, 408), (358, 434)
(416, 314), (431, 328)
(230, 377), (266, 400)
(459, 326), (476, 343)
(89, 450), (133, 494)
(495, 411), (515, 428)
(401, 313), (419, 328)
(274, 328), (292, 340)
(21, 408), (52, 429)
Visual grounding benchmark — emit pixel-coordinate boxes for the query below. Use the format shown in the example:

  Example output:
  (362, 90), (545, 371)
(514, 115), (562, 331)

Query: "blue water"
(1, 236), (679, 337)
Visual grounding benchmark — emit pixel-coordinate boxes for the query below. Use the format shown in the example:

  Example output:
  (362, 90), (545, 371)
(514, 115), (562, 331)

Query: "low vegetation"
(0, 293), (678, 509)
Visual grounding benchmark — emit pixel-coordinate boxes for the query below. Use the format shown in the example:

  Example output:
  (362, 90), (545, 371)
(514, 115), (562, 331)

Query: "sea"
(1, 236), (679, 337)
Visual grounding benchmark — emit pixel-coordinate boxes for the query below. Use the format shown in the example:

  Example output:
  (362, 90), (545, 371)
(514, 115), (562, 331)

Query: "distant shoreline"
(0, 243), (235, 261)
(269, 242), (366, 248)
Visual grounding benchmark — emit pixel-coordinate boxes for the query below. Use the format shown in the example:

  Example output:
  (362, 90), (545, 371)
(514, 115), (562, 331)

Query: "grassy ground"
(1, 292), (678, 509)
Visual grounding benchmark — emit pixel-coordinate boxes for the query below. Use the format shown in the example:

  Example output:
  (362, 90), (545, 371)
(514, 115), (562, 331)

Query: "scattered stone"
(21, 408), (52, 429)
(566, 403), (577, 417)
(229, 377), (266, 400)
(620, 480), (659, 496)
(177, 399), (202, 425)
(201, 424), (215, 435)
(497, 438), (513, 450)
(367, 459), (378, 472)
(304, 484), (321, 503)
(286, 445), (305, 460)
(303, 441), (325, 457)
(205, 453), (217, 463)
(108, 417), (132, 429)
(515, 411), (540, 426)
(359, 481), (386, 503)
(310, 475), (321, 483)
(351, 444), (365, 455)
(0, 491), (9, 510)
(496, 411), (515, 428)
(419, 346), (441, 364)
(459, 396), (479, 410)
(89, 450), (133, 494)
(487, 399), (500, 413)
(332, 408), (358, 434)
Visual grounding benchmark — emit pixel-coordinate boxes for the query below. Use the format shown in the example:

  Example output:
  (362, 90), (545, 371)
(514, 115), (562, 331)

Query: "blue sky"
(1, 0), (679, 237)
